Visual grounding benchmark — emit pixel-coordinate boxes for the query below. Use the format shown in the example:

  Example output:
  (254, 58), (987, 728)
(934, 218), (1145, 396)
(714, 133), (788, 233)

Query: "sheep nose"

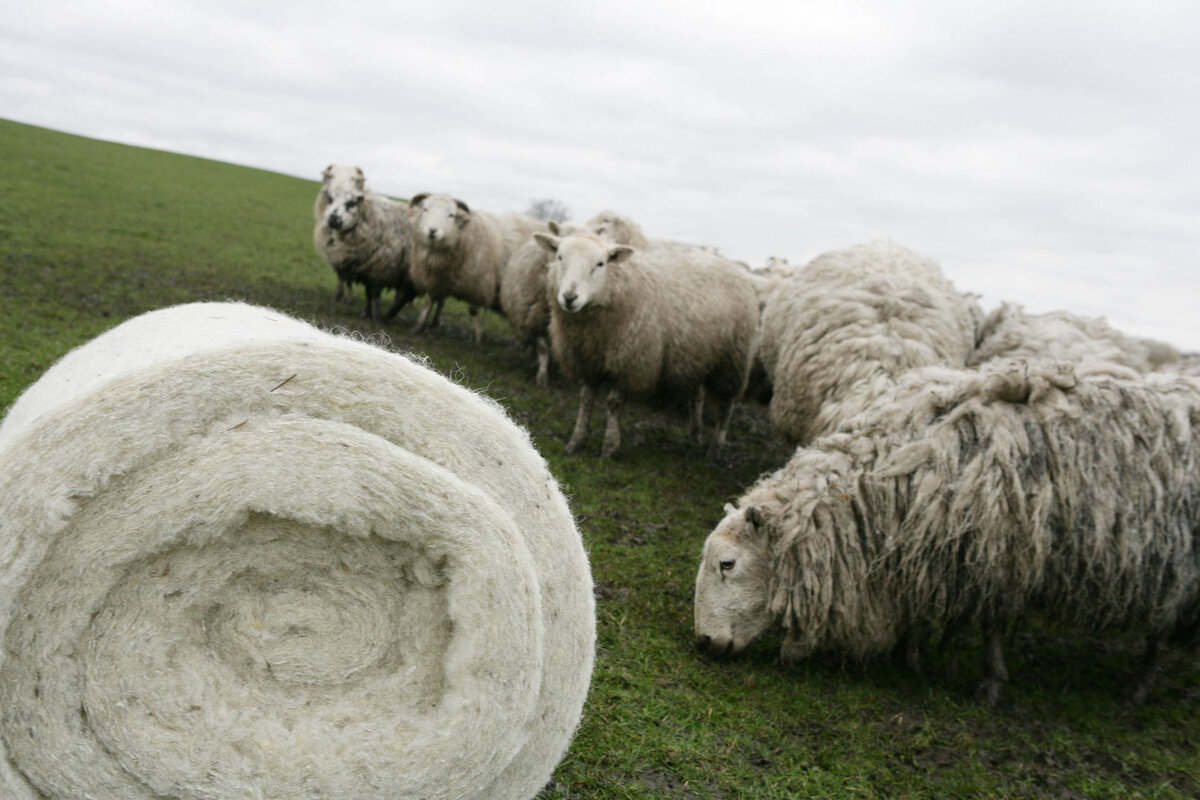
(328, 214), (344, 231)
(561, 291), (577, 310)
(426, 229), (439, 242)
(695, 634), (712, 652)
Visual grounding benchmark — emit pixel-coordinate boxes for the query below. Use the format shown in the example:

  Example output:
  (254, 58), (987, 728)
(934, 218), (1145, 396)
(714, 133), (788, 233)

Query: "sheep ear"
(723, 502), (737, 516)
(322, 164), (334, 180)
(409, 193), (429, 208)
(607, 245), (635, 263)
(455, 199), (471, 214)
(744, 506), (765, 530)
(547, 221), (561, 235)
(533, 232), (561, 254)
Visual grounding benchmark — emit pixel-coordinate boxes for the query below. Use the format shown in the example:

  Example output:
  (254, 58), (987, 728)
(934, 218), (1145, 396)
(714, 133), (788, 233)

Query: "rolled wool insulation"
(0, 301), (595, 800)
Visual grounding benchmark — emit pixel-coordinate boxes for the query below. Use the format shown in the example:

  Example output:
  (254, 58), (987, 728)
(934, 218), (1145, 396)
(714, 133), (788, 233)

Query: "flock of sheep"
(314, 163), (1200, 703)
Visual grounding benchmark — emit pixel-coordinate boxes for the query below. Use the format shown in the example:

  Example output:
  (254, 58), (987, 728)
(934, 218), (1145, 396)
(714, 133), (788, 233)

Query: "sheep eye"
(719, 560), (735, 572)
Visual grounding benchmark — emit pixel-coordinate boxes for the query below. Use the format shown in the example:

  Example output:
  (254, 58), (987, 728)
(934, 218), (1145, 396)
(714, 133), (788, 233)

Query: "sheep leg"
(383, 285), (417, 320)
(412, 296), (444, 333)
(427, 297), (445, 329)
(565, 385), (595, 454)
(334, 278), (349, 303)
(689, 389), (705, 444)
(363, 285), (383, 319)
(469, 306), (482, 344)
(707, 395), (736, 458)
(1130, 634), (1169, 705)
(600, 390), (624, 459)
(979, 622), (1008, 706)
(534, 336), (550, 388)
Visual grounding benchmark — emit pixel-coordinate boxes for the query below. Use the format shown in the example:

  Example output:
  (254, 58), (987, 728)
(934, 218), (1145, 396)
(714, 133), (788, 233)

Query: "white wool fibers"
(0, 302), (595, 800)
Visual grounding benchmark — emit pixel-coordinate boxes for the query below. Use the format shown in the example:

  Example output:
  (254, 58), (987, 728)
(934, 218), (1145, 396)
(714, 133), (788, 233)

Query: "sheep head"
(533, 232), (633, 313)
(693, 503), (773, 657)
(321, 164), (367, 233)
(409, 193), (470, 249)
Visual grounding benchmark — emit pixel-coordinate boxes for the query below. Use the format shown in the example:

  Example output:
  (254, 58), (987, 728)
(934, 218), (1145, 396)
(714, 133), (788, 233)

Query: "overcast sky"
(4, 1), (1198, 349)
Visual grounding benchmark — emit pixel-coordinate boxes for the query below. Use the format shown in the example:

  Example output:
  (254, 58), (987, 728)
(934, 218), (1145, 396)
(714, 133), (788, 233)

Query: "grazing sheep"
(407, 193), (546, 343)
(758, 240), (980, 443)
(694, 359), (1200, 703)
(537, 232), (759, 458)
(500, 221), (580, 387)
(971, 301), (1182, 376)
(312, 164), (416, 319)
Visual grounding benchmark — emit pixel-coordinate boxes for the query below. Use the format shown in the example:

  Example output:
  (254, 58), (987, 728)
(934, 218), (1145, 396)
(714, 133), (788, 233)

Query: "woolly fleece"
(695, 360), (1200, 686)
(758, 240), (980, 443)
(0, 302), (595, 800)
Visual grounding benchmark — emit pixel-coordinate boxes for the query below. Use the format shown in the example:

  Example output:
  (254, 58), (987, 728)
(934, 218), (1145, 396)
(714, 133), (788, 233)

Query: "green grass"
(2, 118), (1198, 799)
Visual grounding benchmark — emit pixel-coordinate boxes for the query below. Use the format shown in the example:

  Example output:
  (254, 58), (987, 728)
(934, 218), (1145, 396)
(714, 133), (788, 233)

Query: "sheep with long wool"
(971, 301), (1182, 376)
(758, 240), (980, 443)
(312, 164), (416, 319)
(536, 231), (759, 458)
(694, 359), (1200, 703)
(407, 193), (546, 343)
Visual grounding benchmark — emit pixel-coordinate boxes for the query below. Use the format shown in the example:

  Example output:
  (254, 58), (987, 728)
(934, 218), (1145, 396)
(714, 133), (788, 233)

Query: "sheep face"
(534, 233), (633, 313)
(409, 193), (470, 249)
(321, 164), (367, 233)
(694, 504), (773, 656)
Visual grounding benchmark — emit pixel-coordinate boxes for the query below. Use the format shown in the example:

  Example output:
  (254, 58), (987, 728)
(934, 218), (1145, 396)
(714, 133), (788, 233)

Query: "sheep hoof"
(535, 373), (549, 388)
(564, 438), (585, 455)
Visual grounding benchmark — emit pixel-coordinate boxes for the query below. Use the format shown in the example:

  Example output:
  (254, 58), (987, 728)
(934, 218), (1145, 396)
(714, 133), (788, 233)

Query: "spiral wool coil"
(0, 302), (595, 800)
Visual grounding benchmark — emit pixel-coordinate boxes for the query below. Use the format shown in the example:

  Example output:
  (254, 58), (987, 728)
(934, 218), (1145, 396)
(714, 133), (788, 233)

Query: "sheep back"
(760, 240), (979, 443)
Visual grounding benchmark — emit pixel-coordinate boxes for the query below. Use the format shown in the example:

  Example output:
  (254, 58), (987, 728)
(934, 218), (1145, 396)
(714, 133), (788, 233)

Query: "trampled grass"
(1, 118), (1197, 798)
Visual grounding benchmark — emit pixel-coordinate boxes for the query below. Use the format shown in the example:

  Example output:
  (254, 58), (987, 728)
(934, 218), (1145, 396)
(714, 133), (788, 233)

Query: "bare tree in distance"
(526, 198), (571, 223)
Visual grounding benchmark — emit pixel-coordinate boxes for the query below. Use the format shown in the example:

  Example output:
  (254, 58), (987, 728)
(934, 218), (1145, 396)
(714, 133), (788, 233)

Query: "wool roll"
(0, 302), (595, 800)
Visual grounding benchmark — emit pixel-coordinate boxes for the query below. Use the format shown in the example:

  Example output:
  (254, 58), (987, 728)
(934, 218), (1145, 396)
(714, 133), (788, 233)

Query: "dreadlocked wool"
(756, 240), (981, 443)
(695, 360), (1200, 693)
(0, 302), (595, 800)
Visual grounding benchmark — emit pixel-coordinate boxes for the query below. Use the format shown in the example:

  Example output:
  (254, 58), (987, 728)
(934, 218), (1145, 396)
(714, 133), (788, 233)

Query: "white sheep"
(694, 359), (1200, 703)
(971, 301), (1182, 376)
(499, 221), (580, 387)
(536, 231), (759, 458)
(758, 240), (980, 443)
(583, 209), (701, 252)
(312, 164), (416, 319)
(407, 193), (546, 344)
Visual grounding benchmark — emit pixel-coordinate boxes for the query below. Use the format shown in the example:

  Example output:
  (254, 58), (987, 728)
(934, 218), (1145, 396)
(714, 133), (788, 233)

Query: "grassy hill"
(1, 118), (1197, 799)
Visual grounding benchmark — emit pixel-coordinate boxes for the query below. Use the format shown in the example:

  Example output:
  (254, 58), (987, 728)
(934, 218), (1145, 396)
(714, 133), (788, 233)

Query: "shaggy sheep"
(694, 359), (1200, 703)
(407, 193), (546, 343)
(971, 301), (1182, 376)
(499, 221), (580, 387)
(313, 164), (416, 319)
(758, 240), (980, 443)
(536, 231), (759, 458)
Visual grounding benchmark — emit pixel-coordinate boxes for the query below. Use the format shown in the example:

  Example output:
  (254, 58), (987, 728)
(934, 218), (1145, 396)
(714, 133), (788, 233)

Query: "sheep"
(758, 240), (980, 443)
(407, 193), (546, 344)
(694, 359), (1200, 703)
(971, 301), (1182, 376)
(583, 209), (700, 252)
(312, 164), (416, 320)
(536, 231), (759, 459)
(499, 221), (581, 387)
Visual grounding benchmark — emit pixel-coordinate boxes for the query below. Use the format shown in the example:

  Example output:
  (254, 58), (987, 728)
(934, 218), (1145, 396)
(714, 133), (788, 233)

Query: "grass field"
(1, 118), (1197, 799)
